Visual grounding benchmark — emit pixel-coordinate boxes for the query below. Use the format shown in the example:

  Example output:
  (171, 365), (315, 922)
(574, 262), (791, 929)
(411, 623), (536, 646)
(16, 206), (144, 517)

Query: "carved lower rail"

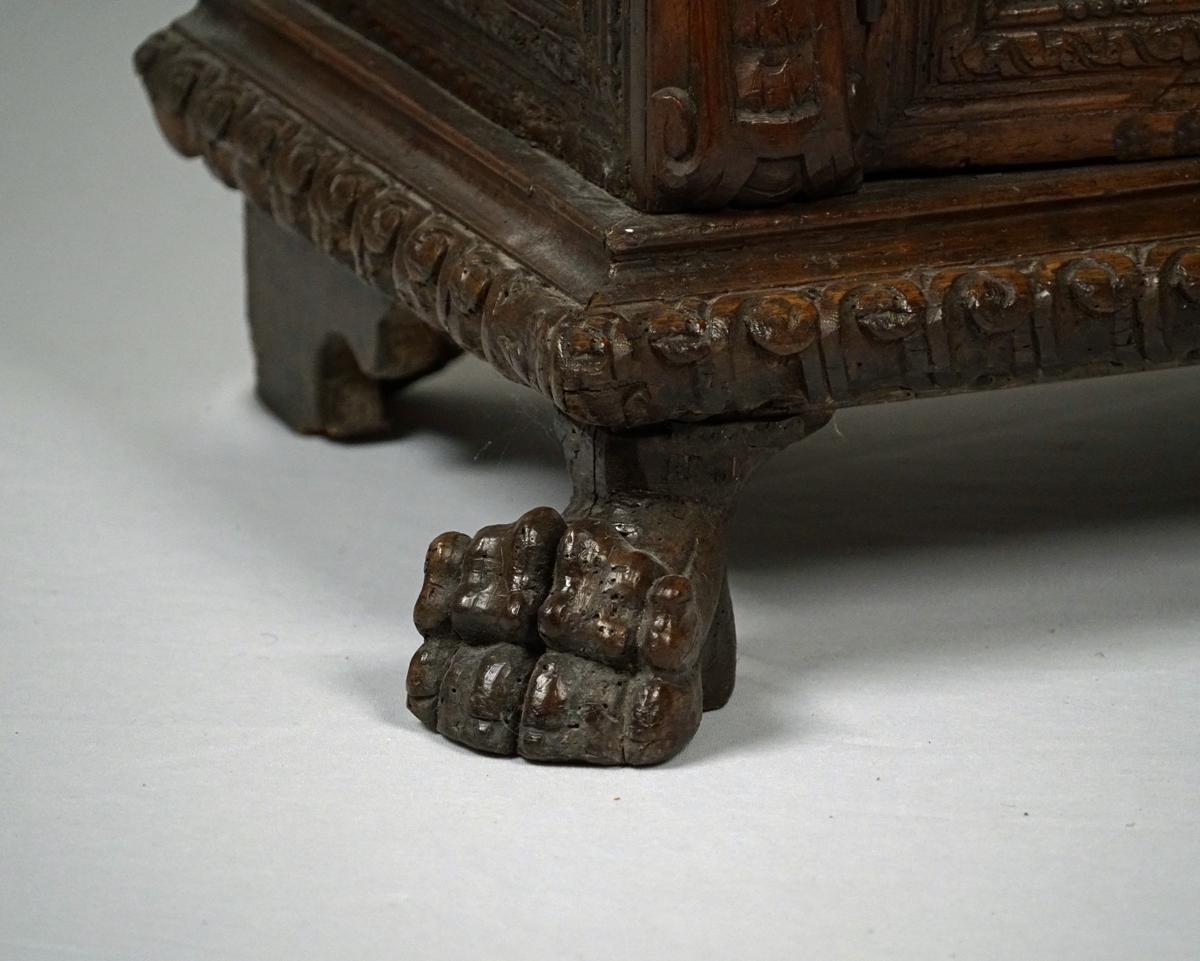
(137, 28), (1200, 432)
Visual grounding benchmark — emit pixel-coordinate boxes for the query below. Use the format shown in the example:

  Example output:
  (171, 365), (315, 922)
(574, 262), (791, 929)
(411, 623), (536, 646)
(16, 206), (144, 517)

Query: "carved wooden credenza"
(137, 0), (1200, 765)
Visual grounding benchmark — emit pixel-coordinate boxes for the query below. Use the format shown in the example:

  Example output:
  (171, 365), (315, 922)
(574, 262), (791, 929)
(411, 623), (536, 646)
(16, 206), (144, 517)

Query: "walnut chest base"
(136, 1), (1200, 764)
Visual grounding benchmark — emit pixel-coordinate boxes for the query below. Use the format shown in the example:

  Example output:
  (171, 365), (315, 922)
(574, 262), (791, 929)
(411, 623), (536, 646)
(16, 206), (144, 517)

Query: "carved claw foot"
(407, 508), (564, 755)
(406, 411), (826, 766)
(406, 507), (727, 765)
(522, 521), (717, 765)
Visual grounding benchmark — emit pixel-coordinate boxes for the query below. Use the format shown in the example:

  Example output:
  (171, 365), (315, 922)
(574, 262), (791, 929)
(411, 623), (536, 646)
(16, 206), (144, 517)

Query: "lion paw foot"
(407, 514), (714, 765)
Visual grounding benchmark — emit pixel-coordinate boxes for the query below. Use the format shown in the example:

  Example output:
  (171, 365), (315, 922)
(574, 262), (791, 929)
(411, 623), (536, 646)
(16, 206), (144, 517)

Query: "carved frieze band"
(575, 243), (1200, 424)
(138, 30), (1200, 431)
(937, 1), (1200, 79)
(986, 1), (1185, 27)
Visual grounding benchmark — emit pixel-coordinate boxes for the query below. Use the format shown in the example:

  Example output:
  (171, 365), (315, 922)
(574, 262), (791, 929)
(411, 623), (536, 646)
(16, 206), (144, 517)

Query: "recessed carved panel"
(857, 0), (1200, 171)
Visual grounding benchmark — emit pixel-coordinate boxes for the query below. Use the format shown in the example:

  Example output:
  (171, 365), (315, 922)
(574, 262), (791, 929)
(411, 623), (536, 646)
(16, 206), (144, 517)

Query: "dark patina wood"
(246, 203), (457, 437)
(408, 413), (822, 764)
(303, 0), (1200, 210)
(136, 0), (1200, 764)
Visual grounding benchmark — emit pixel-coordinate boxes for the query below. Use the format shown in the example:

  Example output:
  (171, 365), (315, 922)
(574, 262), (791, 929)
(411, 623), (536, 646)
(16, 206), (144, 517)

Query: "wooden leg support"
(406, 410), (828, 765)
(245, 203), (458, 439)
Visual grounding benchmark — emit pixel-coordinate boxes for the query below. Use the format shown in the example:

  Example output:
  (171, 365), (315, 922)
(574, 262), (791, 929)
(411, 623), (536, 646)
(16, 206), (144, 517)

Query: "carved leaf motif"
(951, 271), (1030, 335)
(350, 187), (417, 279)
(849, 285), (923, 341)
(401, 220), (457, 285)
(647, 305), (716, 364)
(445, 247), (502, 316)
(1062, 258), (1136, 314)
(553, 311), (633, 416)
(1164, 249), (1200, 304)
(939, 12), (1200, 79)
(272, 135), (320, 198)
(740, 294), (820, 355)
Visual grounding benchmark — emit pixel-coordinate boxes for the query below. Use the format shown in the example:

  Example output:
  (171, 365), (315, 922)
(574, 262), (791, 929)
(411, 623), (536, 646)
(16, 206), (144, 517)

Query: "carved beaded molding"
(138, 29), (1200, 430)
(135, 29), (592, 412)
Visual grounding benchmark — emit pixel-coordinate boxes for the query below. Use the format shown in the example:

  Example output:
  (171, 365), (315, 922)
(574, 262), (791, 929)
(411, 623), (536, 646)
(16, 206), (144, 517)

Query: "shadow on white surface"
(302, 356), (1200, 765)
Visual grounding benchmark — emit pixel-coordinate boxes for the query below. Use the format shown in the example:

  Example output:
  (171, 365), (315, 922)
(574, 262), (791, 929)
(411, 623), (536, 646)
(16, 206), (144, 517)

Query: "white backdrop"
(2, 4), (1198, 959)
